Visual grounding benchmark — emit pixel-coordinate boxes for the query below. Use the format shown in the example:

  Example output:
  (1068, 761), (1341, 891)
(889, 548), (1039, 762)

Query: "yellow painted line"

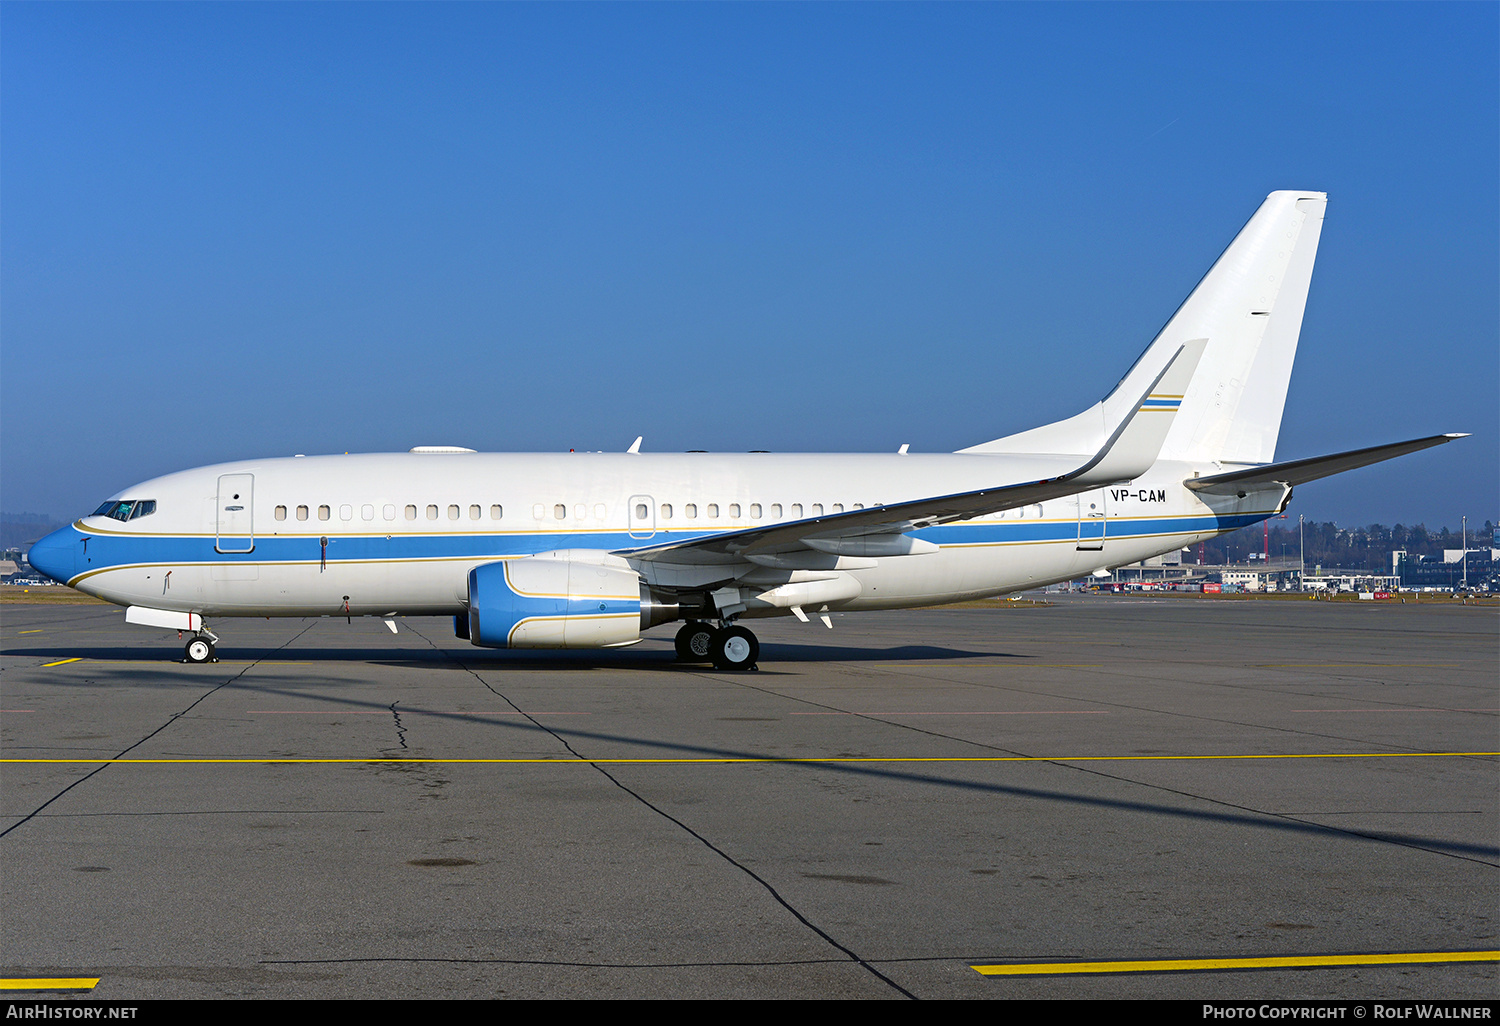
(2, 751), (1493, 766)
(1260, 663), (1462, 668)
(971, 950), (1500, 976)
(1292, 708), (1497, 714)
(18, 629), (42, 634)
(25, 659), (321, 667)
(40, 658), (82, 667)
(883, 663), (1101, 668)
(0, 978), (100, 990)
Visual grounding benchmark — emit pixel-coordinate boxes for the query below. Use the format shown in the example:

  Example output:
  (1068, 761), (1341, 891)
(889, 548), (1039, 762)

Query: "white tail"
(962, 191), (1327, 466)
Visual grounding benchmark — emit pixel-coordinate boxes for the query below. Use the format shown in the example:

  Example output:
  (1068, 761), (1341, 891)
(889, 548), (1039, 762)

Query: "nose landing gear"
(183, 629), (219, 663)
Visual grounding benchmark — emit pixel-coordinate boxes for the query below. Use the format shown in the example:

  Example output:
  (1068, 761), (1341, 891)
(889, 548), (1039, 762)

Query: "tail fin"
(961, 191), (1327, 465)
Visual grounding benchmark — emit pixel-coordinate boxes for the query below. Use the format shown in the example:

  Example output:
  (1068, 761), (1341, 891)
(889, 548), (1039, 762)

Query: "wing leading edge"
(620, 340), (1206, 566)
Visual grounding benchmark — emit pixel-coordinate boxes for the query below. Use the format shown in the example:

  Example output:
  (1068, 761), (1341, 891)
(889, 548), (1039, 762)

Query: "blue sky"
(3, 3), (1496, 528)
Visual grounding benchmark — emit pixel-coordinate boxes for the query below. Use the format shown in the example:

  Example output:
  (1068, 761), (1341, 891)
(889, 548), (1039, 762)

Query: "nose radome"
(27, 526), (78, 585)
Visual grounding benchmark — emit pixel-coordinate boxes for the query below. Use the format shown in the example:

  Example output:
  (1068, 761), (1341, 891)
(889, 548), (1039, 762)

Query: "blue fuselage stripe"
(59, 511), (1273, 579)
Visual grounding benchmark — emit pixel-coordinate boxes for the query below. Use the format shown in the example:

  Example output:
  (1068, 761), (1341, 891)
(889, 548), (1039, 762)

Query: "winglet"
(1073, 338), (1206, 485)
(626, 436), (643, 454)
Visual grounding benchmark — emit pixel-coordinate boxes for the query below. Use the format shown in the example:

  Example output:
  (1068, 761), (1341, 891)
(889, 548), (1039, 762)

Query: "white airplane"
(27, 191), (1463, 669)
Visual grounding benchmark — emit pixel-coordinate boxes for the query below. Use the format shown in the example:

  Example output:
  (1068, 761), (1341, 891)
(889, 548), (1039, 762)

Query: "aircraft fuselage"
(38, 450), (1278, 619)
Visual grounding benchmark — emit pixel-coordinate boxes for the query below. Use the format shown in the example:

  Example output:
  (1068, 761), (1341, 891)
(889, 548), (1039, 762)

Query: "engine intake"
(467, 550), (671, 649)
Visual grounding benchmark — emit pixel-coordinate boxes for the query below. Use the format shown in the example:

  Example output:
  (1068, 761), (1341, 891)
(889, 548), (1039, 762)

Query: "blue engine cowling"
(468, 550), (673, 649)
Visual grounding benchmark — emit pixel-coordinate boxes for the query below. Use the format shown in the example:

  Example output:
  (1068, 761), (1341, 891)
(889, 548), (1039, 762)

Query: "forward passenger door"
(216, 474), (255, 553)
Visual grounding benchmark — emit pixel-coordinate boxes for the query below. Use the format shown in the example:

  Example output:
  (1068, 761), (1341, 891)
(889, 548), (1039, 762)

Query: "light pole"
(1462, 515), (1468, 592)
(1299, 514), (1305, 592)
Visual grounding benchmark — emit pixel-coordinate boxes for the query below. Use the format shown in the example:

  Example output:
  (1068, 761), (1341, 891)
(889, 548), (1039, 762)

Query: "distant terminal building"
(1393, 549), (1497, 592)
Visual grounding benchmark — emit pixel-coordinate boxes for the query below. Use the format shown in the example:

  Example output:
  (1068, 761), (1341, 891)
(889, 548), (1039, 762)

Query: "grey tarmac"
(1, 597), (1495, 999)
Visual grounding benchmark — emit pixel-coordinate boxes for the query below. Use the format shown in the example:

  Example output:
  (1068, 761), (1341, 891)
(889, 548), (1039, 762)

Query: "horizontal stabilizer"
(1184, 433), (1466, 495)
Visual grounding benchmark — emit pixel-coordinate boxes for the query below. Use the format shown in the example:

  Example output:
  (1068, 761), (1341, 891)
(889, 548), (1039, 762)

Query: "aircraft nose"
(27, 525), (78, 585)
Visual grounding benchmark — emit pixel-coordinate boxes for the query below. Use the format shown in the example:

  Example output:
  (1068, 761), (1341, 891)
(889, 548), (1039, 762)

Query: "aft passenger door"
(216, 474), (255, 553)
(1075, 489), (1106, 551)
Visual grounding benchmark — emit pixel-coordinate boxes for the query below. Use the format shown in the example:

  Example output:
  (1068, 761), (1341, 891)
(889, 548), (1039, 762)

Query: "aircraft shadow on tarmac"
(18, 669), (1494, 863)
(4, 642), (1017, 669)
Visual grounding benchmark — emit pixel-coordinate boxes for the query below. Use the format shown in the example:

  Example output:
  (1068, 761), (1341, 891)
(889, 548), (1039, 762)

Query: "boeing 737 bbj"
(27, 192), (1463, 669)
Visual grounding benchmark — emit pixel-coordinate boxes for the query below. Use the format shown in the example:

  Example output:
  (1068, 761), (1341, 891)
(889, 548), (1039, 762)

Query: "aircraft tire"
(710, 625), (758, 671)
(184, 637), (214, 663)
(674, 621), (716, 662)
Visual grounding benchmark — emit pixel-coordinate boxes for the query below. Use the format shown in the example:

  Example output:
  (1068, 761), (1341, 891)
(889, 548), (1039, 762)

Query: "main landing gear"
(183, 629), (219, 664)
(674, 621), (759, 672)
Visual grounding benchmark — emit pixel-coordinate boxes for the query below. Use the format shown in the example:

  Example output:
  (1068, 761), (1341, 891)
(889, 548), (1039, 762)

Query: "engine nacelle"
(467, 550), (673, 649)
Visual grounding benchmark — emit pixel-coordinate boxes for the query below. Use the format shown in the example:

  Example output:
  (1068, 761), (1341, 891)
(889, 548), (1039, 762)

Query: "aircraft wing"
(1184, 433), (1466, 496)
(620, 341), (1205, 565)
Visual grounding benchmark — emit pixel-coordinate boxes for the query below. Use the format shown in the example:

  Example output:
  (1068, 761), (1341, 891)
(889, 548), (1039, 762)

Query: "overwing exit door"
(628, 494), (655, 540)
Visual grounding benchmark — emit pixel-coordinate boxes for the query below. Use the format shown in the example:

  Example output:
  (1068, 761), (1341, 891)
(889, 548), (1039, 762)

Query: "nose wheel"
(183, 634), (218, 663)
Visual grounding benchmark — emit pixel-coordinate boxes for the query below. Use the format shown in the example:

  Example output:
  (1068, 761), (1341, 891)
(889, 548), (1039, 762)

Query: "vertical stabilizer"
(1157, 191), (1325, 464)
(962, 191), (1326, 465)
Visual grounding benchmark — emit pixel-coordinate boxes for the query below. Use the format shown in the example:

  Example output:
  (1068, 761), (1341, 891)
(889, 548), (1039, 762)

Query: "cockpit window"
(92, 499), (157, 522)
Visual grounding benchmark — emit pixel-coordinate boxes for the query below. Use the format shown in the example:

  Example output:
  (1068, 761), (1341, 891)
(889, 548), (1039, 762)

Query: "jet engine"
(467, 550), (677, 649)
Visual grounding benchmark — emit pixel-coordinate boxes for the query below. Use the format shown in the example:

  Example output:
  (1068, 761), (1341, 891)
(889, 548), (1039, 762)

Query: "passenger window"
(661, 504), (673, 520)
(553, 504), (566, 520)
(469, 504), (481, 520)
(274, 505), (287, 521)
(405, 505), (417, 520)
(790, 503), (802, 519)
(853, 503), (864, 510)
(339, 505), (352, 521)
(296, 505), (309, 521)
(426, 505), (438, 520)
(593, 504), (606, 520)
(448, 505), (460, 520)
(634, 503), (647, 519)
(750, 503), (762, 519)
(707, 503), (719, 518)
(770, 503), (782, 519)
(729, 503), (740, 517)
(685, 504), (697, 519)
(832, 503), (844, 513)
(491, 505), (503, 520)
(362, 504), (375, 521)
(811, 503), (823, 517)
(319, 505), (331, 521)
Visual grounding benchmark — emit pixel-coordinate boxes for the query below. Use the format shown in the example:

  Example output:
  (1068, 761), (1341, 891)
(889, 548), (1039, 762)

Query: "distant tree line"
(1197, 519), (1496, 570)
